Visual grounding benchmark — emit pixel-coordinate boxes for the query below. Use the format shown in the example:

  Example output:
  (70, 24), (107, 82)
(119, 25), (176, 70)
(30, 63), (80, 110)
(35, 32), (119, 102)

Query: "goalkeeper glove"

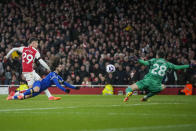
(189, 64), (196, 68)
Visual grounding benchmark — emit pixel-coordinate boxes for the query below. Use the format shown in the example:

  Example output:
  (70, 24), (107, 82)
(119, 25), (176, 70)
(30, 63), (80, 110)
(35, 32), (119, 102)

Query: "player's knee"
(131, 83), (139, 91)
(161, 84), (166, 90)
(33, 86), (40, 92)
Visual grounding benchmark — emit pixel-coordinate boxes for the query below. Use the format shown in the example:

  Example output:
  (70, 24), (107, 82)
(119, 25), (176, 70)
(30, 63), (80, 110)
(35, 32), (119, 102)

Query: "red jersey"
(21, 46), (40, 72)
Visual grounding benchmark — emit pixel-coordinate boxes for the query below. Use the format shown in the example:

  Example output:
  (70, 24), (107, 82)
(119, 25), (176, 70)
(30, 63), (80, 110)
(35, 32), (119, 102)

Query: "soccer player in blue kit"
(7, 64), (79, 100)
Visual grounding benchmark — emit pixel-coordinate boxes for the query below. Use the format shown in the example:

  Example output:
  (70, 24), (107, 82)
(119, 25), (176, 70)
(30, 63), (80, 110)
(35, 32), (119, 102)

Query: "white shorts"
(23, 70), (41, 86)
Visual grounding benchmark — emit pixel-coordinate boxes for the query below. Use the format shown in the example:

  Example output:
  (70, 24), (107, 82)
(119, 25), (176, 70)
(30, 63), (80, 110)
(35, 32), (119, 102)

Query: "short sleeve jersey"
(21, 46), (40, 72)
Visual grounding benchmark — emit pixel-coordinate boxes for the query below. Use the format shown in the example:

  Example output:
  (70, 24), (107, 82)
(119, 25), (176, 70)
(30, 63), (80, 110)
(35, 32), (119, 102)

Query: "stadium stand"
(0, 0), (196, 87)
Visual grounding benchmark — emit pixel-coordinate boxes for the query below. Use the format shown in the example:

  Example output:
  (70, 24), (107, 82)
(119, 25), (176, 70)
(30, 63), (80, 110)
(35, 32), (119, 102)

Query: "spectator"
(74, 75), (81, 85)
(128, 68), (139, 84)
(78, 65), (89, 82)
(164, 70), (178, 85)
(115, 65), (127, 84)
(0, 57), (4, 75)
(106, 73), (115, 85)
(10, 74), (19, 85)
(82, 77), (91, 87)
(0, 0), (196, 86)
(138, 65), (147, 81)
(91, 77), (100, 85)
(4, 66), (12, 85)
(99, 76), (106, 85)
(0, 57), (4, 84)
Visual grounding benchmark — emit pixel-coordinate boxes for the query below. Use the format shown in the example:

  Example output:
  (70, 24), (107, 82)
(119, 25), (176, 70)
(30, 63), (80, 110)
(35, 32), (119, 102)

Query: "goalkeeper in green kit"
(124, 52), (194, 102)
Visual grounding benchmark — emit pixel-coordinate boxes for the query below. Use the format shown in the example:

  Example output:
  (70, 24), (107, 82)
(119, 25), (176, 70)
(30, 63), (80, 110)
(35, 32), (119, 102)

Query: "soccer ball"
(106, 64), (116, 73)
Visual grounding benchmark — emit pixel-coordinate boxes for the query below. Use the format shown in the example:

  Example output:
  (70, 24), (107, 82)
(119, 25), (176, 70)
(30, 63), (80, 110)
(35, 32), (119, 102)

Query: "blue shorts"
(32, 81), (45, 97)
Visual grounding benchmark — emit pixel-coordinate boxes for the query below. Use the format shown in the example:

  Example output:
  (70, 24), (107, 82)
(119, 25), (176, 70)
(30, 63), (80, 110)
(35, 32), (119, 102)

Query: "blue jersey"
(33, 72), (75, 93)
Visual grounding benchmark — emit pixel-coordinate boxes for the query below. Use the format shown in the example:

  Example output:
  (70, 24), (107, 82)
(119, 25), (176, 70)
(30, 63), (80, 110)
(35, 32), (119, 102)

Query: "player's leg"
(33, 71), (61, 100)
(8, 73), (32, 97)
(7, 81), (41, 100)
(141, 84), (165, 102)
(23, 72), (34, 88)
(124, 82), (140, 102)
(10, 88), (41, 100)
(11, 84), (29, 97)
(140, 92), (157, 102)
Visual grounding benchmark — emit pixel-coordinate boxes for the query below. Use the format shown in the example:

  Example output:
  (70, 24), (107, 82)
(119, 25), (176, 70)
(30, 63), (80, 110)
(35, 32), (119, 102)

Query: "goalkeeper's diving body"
(124, 52), (192, 102)
(7, 64), (79, 100)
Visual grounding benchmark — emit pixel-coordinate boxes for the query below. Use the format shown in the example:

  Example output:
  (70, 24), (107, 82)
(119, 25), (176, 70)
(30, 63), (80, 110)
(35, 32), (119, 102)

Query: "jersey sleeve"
(6, 46), (24, 58)
(167, 62), (190, 70)
(35, 50), (50, 71)
(57, 75), (76, 89)
(38, 59), (51, 71)
(52, 76), (67, 92)
(35, 51), (41, 59)
(18, 47), (24, 52)
(138, 58), (155, 66)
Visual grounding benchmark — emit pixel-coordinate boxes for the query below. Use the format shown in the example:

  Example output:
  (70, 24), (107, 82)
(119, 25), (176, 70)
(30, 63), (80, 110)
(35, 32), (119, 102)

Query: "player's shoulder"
(19, 46), (25, 50)
(148, 58), (156, 62)
(150, 58), (156, 61)
(151, 58), (167, 65)
(31, 47), (39, 53)
(49, 72), (58, 79)
(18, 46), (25, 51)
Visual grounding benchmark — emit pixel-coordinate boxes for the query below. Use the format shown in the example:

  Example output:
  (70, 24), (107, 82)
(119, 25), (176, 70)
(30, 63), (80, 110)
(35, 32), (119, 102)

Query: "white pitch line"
(0, 107), (63, 112)
(0, 102), (182, 112)
(3, 110), (195, 118)
(87, 124), (196, 131)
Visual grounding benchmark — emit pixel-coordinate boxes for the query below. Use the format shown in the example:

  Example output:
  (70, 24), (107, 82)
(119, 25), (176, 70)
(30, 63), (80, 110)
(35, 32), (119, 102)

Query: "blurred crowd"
(0, 0), (196, 86)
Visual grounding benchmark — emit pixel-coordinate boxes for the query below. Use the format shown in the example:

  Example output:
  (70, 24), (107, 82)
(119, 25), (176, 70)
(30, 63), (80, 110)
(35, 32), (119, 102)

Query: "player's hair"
(157, 52), (165, 58)
(29, 37), (38, 44)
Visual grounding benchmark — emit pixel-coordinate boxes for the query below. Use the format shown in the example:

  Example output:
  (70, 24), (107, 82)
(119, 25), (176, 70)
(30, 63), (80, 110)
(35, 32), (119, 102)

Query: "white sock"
(143, 95), (148, 100)
(44, 89), (52, 98)
(15, 92), (20, 96)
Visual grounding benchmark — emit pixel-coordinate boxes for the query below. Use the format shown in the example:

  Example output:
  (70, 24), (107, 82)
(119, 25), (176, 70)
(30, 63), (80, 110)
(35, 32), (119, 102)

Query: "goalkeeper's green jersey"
(138, 58), (190, 83)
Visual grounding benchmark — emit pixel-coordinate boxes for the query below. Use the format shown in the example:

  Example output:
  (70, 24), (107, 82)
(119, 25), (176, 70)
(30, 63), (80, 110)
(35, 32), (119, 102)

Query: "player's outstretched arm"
(63, 81), (79, 89)
(35, 51), (51, 72)
(52, 77), (70, 93)
(57, 75), (79, 89)
(169, 63), (190, 70)
(38, 59), (51, 72)
(5, 47), (23, 59)
(138, 59), (150, 66)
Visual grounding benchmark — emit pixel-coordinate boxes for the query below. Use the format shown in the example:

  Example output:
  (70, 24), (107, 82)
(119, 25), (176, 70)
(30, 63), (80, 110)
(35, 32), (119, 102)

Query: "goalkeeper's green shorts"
(136, 78), (162, 93)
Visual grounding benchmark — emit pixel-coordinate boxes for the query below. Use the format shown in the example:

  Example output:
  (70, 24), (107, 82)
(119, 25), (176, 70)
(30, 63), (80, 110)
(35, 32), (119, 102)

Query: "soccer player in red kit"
(5, 38), (60, 100)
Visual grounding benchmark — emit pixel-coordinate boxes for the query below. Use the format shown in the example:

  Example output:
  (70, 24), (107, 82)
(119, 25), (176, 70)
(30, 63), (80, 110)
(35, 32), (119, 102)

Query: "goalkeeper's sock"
(126, 86), (133, 95)
(124, 86), (133, 102)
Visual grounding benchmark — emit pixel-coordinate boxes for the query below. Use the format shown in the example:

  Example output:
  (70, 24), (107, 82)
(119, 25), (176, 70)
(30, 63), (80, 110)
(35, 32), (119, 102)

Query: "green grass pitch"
(0, 95), (196, 131)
